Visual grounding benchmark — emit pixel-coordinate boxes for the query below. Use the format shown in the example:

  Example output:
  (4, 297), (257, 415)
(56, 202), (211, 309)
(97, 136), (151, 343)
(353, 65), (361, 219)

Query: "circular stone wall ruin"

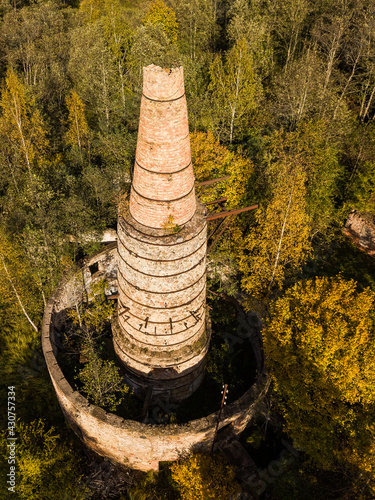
(42, 245), (270, 471)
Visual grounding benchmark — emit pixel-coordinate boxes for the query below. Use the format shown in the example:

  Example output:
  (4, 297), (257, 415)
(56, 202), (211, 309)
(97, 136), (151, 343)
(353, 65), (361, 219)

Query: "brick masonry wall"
(116, 200), (208, 401)
(343, 210), (375, 256)
(42, 246), (270, 470)
(129, 65), (196, 228)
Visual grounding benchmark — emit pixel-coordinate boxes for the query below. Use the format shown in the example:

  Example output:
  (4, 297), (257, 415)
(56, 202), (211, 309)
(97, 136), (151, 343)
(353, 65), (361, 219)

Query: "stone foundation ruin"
(42, 65), (269, 471)
(42, 246), (269, 470)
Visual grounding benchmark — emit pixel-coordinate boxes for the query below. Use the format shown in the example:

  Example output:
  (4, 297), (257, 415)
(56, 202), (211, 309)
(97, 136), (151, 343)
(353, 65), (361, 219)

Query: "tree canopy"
(264, 276), (375, 493)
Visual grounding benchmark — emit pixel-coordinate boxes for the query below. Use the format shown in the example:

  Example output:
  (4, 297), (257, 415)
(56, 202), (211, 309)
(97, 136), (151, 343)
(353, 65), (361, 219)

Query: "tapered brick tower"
(113, 65), (209, 402)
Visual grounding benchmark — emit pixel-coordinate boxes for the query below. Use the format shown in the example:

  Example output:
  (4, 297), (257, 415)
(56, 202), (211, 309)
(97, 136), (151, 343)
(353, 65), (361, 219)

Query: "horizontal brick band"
(118, 320), (204, 347)
(118, 214), (206, 246)
(113, 336), (209, 371)
(119, 316), (204, 341)
(142, 65), (185, 101)
(135, 159), (192, 176)
(142, 92), (185, 103)
(118, 281), (206, 311)
(131, 183), (195, 204)
(135, 133), (191, 173)
(118, 306), (205, 342)
(118, 248), (205, 279)
(118, 298), (205, 326)
(117, 235), (206, 263)
(129, 188), (196, 229)
(118, 265), (206, 295)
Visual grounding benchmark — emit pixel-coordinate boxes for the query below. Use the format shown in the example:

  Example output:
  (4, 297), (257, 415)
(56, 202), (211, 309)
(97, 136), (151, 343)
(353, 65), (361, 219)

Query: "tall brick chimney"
(113, 65), (209, 402)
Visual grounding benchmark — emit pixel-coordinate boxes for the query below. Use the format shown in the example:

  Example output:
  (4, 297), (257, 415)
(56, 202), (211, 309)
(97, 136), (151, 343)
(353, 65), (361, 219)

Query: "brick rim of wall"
(42, 246), (270, 471)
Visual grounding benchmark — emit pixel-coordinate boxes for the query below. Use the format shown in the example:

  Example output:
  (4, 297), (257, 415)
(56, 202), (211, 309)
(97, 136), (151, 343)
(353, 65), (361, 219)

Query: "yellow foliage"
(66, 90), (89, 150)
(240, 160), (311, 300)
(264, 275), (375, 478)
(79, 0), (132, 62)
(79, 0), (105, 23)
(191, 130), (254, 208)
(0, 68), (48, 174)
(143, 0), (179, 44)
(163, 214), (181, 234)
(170, 453), (239, 500)
(0, 419), (90, 499)
(0, 227), (41, 320)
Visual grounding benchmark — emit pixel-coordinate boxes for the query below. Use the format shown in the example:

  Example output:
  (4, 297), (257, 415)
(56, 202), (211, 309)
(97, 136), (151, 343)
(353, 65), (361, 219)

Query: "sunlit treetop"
(264, 275), (375, 474)
(143, 0), (179, 44)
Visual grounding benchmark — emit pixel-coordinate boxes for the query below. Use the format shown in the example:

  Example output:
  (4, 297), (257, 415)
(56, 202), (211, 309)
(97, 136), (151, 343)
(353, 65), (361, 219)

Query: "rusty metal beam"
(205, 197), (227, 206)
(208, 215), (235, 253)
(208, 216), (228, 240)
(206, 204), (258, 221)
(196, 176), (230, 187)
(107, 294), (119, 300)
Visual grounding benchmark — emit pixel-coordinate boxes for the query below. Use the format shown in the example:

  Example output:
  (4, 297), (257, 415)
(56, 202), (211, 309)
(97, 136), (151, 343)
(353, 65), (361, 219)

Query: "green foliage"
(0, 0), (374, 497)
(209, 38), (262, 143)
(127, 465), (178, 500)
(78, 349), (129, 411)
(163, 214), (181, 234)
(205, 341), (230, 386)
(66, 90), (90, 151)
(0, 68), (48, 175)
(68, 279), (129, 410)
(264, 276), (375, 492)
(169, 0), (218, 60)
(69, 279), (114, 341)
(348, 160), (375, 213)
(0, 227), (42, 330)
(0, 419), (91, 499)
(272, 121), (344, 237)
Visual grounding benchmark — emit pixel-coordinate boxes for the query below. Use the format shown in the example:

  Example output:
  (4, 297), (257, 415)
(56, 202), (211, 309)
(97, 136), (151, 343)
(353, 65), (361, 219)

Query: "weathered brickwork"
(116, 200), (208, 400)
(343, 210), (375, 256)
(42, 64), (270, 472)
(41, 247), (270, 471)
(129, 66), (196, 229)
(117, 65), (209, 401)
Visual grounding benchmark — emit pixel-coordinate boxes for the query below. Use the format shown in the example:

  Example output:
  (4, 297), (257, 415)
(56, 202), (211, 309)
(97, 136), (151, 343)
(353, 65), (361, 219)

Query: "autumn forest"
(1, 0), (375, 498)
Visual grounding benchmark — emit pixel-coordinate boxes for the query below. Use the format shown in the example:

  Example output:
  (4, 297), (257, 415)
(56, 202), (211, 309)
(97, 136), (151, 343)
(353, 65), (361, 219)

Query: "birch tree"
(311, 2), (352, 116)
(65, 90), (89, 153)
(80, 0), (133, 115)
(270, 0), (310, 72)
(240, 158), (311, 300)
(273, 49), (325, 128)
(0, 68), (48, 177)
(209, 39), (261, 143)
(68, 24), (122, 132)
(0, 228), (41, 333)
(227, 0), (274, 76)
(169, 0), (218, 60)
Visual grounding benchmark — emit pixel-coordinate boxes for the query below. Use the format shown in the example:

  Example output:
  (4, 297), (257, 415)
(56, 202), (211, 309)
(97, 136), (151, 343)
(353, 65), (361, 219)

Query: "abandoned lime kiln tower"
(113, 65), (209, 402)
(42, 65), (267, 470)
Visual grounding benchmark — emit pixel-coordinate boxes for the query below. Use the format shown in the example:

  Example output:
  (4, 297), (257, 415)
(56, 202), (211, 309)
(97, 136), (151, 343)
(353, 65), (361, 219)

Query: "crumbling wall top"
(143, 65), (185, 101)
